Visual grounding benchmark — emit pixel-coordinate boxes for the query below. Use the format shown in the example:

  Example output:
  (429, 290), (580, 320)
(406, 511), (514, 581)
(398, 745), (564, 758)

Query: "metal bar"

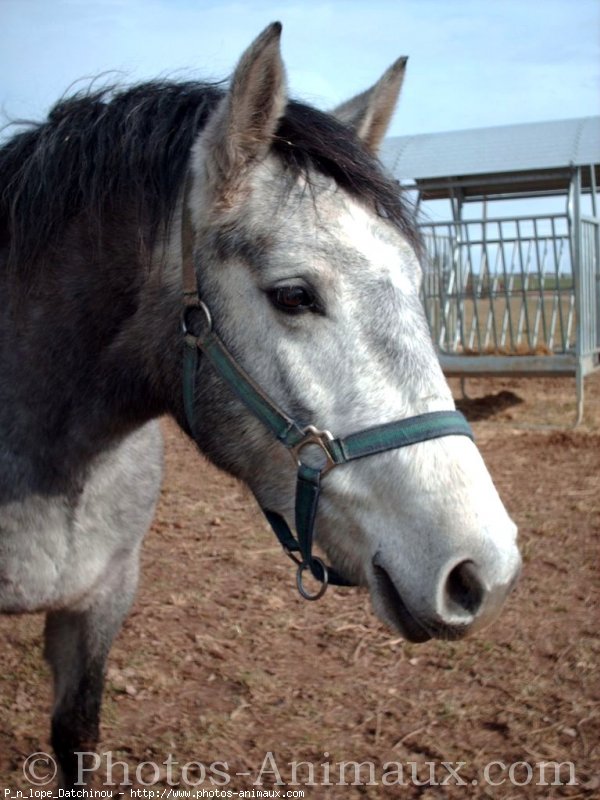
(550, 217), (567, 352)
(488, 246), (501, 350)
(463, 221), (482, 351)
(437, 353), (579, 376)
(533, 218), (549, 347)
(575, 364), (584, 426)
(424, 212), (569, 227)
(582, 220), (599, 354)
(570, 169), (583, 358)
(449, 192), (465, 353)
(413, 169), (577, 193)
(415, 189), (423, 217)
(500, 221), (516, 350)
(589, 164), (598, 219)
(590, 166), (600, 350)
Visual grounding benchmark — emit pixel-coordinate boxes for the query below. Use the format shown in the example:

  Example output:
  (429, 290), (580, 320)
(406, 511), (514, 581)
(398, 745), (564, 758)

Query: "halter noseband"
(180, 193), (473, 601)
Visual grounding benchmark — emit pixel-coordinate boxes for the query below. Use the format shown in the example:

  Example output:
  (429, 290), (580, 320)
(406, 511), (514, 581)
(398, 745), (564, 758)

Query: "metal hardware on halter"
(289, 426), (336, 474)
(182, 298), (212, 339)
(282, 547), (329, 601)
(296, 558), (329, 601)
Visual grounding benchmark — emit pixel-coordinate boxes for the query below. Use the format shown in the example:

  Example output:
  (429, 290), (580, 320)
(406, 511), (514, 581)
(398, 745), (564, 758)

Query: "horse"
(0, 23), (521, 789)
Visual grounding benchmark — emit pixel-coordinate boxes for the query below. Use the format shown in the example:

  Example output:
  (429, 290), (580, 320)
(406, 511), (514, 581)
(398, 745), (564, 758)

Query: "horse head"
(179, 23), (521, 642)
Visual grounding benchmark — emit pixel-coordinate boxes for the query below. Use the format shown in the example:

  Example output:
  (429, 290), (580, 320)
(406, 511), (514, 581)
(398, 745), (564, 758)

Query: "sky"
(1, 0), (599, 140)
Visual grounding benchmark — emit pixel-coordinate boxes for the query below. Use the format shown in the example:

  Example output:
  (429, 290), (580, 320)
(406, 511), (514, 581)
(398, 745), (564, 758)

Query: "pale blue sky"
(1, 0), (599, 138)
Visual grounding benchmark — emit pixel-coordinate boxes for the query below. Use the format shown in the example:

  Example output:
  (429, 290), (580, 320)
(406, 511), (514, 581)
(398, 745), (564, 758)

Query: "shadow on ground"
(456, 389), (524, 421)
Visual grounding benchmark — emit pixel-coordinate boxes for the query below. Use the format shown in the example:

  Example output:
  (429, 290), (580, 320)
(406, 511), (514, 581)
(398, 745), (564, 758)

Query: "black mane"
(0, 80), (418, 277)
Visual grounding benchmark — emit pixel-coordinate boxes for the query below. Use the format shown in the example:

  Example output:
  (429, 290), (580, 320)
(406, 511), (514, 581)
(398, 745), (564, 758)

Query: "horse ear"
(197, 22), (287, 199)
(331, 57), (408, 153)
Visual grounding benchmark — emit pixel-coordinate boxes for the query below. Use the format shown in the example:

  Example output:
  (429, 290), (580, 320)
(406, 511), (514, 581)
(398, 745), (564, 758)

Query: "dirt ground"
(1, 372), (599, 799)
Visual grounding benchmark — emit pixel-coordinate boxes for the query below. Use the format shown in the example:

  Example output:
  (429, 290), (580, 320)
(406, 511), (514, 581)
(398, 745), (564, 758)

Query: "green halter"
(181, 295), (473, 600)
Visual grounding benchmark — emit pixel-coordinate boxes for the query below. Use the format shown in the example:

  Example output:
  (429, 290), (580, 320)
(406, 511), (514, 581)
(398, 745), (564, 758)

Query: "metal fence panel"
(420, 214), (583, 357)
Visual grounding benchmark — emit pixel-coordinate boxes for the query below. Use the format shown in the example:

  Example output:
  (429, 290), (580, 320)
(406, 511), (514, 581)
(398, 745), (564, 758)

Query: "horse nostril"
(445, 560), (485, 616)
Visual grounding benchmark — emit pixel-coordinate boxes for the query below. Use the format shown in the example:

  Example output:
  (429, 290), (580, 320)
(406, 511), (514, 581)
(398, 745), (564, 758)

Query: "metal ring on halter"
(296, 558), (329, 601)
(181, 298), (213, 337)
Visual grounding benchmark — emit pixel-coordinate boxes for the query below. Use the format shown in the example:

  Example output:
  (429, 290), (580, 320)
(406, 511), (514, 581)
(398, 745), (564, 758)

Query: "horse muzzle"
(370, 545), (522, 642)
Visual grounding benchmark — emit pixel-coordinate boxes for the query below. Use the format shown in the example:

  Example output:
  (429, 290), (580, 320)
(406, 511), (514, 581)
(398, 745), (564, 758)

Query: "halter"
(180, 193), (473, 601)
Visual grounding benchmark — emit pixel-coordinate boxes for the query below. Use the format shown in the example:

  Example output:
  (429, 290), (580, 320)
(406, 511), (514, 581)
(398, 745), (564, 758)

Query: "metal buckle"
(182, 298), (213, 338)
(290, 426), (336, 474)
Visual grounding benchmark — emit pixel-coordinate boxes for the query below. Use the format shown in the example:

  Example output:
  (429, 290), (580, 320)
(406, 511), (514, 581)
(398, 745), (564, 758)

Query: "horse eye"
(268, 285), (315, 313)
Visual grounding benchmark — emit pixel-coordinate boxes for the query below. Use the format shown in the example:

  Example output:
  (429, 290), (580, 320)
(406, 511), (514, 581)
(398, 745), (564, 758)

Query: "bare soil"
(1, 373), (599, 799)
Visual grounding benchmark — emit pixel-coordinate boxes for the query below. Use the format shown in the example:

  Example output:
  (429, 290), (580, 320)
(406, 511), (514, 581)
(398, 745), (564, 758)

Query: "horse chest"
(0, 422), (164, 613)
(0, 493), (120, 613)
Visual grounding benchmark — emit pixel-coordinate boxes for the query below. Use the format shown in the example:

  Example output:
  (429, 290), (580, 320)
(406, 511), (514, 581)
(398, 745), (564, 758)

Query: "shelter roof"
(381, 117), (600, 199)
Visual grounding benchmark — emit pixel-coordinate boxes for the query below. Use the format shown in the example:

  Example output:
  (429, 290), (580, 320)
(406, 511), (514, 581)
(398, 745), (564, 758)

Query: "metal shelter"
(381, 117), (600, 423)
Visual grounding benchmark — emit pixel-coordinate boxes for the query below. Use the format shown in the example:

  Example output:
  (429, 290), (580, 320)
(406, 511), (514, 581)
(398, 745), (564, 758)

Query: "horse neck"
(0, 209), (186, 497)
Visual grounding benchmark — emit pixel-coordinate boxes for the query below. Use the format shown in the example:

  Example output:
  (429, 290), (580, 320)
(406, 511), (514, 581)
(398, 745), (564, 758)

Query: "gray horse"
(0, 24), (520, 788)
